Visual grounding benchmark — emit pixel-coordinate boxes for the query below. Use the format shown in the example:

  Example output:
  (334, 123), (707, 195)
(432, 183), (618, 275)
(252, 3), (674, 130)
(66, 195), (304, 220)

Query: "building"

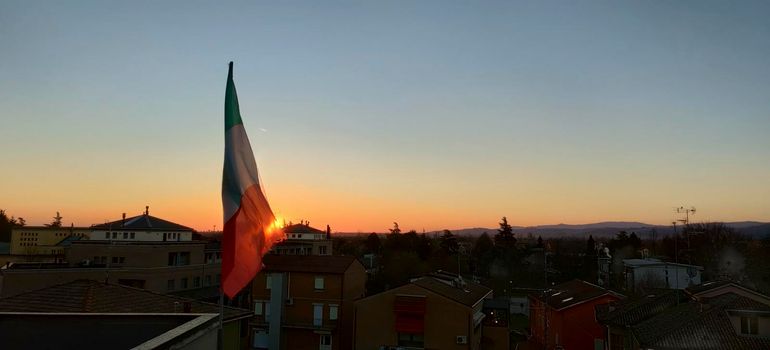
(90, 207), (194, 242)
(529, 279), (623, 350)
(271, 223), (333, 256)
(481, 298), (511, 350)
(0, 239), (220, 298)
(0, 212), (219, 299)
(250, 254), (366, 350)
(623, 258), (703, 292)
(9, 225), (90, 261)
(596, 280), (770, 350)
(354, 271), (493, 350)
(596, 289), (688, 350)
(0, 279), (252, 350)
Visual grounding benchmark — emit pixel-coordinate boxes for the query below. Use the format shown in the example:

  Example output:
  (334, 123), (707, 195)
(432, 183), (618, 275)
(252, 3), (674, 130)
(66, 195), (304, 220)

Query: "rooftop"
(632, 292), (770, 350)
(410, 272), (492, 307)
(0, 313), (217, 350)
(91, 213), (193, 232)
(283, 223), (326, 234)
(623, 258), (704, 270)
(596, 289), (688, 326)
(263, 254), (360, 274)
(531, 279), (623, 311)
(0, 280), (251, 322)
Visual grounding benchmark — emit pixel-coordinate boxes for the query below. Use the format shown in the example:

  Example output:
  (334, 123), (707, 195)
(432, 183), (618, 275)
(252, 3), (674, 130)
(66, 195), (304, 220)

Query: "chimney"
(326, 225), (331, 239)
(122, 213), (126, 227)
(145, 206), (149, 216)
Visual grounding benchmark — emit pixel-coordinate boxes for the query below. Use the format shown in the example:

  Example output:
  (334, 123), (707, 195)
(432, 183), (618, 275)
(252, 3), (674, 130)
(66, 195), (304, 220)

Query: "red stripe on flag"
(222, 184), (277, 298)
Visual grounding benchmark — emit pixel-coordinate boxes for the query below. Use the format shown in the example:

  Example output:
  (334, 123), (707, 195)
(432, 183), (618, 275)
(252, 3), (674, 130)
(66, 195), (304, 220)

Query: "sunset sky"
(1, 1), (769, 232)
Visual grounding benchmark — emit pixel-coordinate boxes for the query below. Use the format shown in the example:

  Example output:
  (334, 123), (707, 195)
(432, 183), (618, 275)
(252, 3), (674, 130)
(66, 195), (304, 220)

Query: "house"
(354, 271), (493, 350)
(622, 258), (703, 291)
(89, 208), (195, 242)
(529, 279), (623, 350)
(596, 289), (688, 350)
(0, 279), (253, 350)
(596, 280), (770, 350)
(270, 223), (333, 256)
(250, 254), (366, 350)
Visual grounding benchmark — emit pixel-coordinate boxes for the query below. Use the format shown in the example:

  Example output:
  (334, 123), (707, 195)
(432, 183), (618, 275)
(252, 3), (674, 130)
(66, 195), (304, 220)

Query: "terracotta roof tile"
(0, 280), (250, 321)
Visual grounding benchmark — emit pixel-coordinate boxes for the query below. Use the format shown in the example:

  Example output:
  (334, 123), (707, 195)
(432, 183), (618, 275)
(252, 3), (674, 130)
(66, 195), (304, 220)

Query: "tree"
(416, 233), (432, 261)
(472, 232), (493, 257)
(0, 209), (25, 242)
(365, 233), (382, 254)
(389, 222), (401, 235)
(586, 235), (596, 255)
(628, 232), (642, 251)
(46, 211), (63, 228)
(471, 232), (494, 276)
(439, 230), (459, 255)
(494, 216), (516, 248)
(537, 235), (544, 248)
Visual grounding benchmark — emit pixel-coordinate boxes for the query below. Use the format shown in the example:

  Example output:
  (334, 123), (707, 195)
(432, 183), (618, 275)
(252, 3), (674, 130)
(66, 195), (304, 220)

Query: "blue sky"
(1, 1), (769, 231)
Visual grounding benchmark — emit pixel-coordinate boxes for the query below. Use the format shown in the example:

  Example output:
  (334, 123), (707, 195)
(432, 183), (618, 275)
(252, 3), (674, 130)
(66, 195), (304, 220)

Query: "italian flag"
(221, 62), (277, 299)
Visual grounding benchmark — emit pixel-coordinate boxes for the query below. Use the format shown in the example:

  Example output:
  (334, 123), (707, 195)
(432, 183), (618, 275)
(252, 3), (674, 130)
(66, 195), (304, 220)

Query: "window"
(254, 301), (263, 315)
(314, 276), (325, 290)
(329, 305), (338, 320)
(313, 304), (323, 326)
(105, 232), (109, 239)
(123, 232), (128, 239)
(181, 278), (189, 289)
(319, 246), (328, 255)
(168, 252), (191, 266)
(193, 276), (201, 288)
(167, 279), (175, 291)
(112, 257), (119, 264)
(112, 232), (117, 239)
(266, 274), (272, 289)
(265, 302), (271, 318)
(130, 232), (135, 239)
(741, 316), (759, 335)
(205, 275), (212, 286)
(320, 334), (332, 350)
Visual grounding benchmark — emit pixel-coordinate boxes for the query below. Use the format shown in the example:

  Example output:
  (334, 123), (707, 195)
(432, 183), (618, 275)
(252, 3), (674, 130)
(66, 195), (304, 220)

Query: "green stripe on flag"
(225, 62), (243, 130)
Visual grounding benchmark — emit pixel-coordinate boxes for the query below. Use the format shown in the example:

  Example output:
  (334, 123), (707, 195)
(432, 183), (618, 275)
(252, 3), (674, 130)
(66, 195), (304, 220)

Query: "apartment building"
(0, 212), (219, 298)
(354, 271), (493, 350)
(529, 279), (623, 350)
(271, 223), (333, 256)
(9, 225), (90, 261)
(250, 255), (366, 350)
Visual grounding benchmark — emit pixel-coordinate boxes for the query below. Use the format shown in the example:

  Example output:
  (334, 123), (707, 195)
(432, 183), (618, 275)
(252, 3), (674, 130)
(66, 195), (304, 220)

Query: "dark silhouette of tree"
(416, 233), (432, 261)
(495, 216), (516, 248)
(0, 209), (25, 242)
(472, 232), (493, 257)
(586, 235), (596, 255)
(46, 211), (63, 228)
(389, 222), (401, 235)
(439, 230), (459, 255)
(628, 232), (642, 251)
(471, 232), (494, 276)
(537, 235), (544, 248)
(365, 233), (382, 254)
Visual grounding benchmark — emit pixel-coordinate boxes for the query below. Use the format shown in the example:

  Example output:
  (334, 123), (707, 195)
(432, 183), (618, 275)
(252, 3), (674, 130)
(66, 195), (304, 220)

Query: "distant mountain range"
(417, 221), (770, 239)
